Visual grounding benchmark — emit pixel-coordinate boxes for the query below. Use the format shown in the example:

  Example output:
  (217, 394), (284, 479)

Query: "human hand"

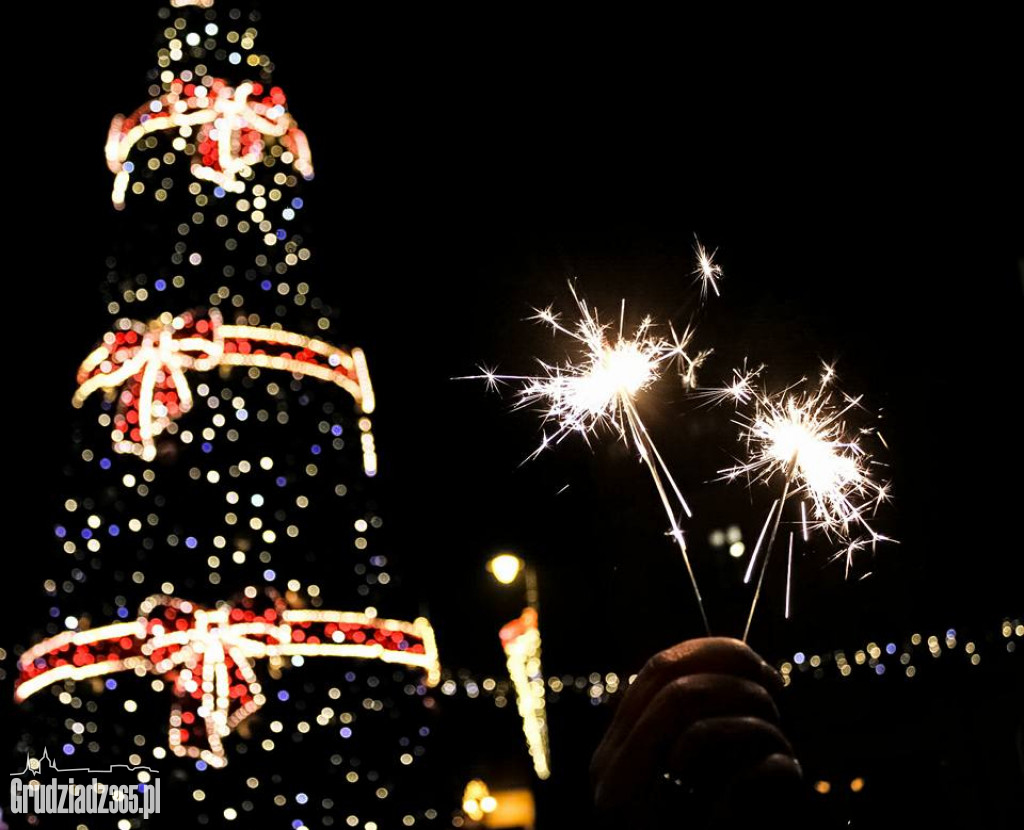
(591, 637), (802, 828)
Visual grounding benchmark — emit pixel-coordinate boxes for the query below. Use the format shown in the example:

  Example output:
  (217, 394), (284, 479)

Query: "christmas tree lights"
(13, 2), (450, 826)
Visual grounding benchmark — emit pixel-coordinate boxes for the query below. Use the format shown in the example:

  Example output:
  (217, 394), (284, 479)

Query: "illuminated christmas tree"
(12, 2), (450, 826)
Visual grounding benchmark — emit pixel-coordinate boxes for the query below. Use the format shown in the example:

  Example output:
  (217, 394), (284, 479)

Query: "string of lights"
(427, 617), (1021, 709)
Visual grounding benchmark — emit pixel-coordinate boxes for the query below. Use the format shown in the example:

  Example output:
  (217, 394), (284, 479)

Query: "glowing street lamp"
(488, 553), (523, 585)
(487, 553), (538, 609)
(487, 553), (549, 779)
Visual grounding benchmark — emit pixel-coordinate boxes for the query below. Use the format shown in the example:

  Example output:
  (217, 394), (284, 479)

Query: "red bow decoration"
(74, 309), (374, 461)
(16, 594), (439, 768)
(106, 77), (312, 208)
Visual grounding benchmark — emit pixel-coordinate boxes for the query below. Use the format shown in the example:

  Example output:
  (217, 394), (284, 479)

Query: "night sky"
(7, 2), (1023, 826)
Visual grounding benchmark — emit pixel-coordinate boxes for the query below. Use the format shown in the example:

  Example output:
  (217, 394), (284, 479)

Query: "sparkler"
(470, 282), (711, 633)
(718, 364), (892, 640)
(693, 238), (724, 300)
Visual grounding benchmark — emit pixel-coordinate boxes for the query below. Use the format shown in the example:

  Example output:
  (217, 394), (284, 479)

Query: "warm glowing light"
(716, 364), (893, 638)
(461, 780), (493, 822)
(73, 309), (374, 461)
(15, 595), (440, 768)
(814, 780), (831, 794)
(721, 365), (892, 560)
(489, 554), (523, 585)
(107, 78), (312, 209)
(498, 287), (708, 454)
(499, 608), (550, 779)
(358, 416), (378, 478)
(470, 282), (712, 631)
(850, 777), (865, 793)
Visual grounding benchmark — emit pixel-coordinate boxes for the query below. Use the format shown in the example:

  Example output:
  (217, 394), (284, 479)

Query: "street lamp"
(487, 552), (550, 779)
(487, 553), (538, 609)
(488, 553), (523, 585)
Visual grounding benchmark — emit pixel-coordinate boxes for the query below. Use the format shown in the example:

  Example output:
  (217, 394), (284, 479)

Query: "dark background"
(6, 3), (1022, 826)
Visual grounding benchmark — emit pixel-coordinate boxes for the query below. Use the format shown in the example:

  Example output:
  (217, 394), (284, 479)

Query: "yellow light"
(473, 788), (536, 828)
(489, 554), (523, 585)
(462, 780), (490, 822)
(814, 780), (831, 794)
(850, 777), (865, 793)
(500, 608), (550, 779)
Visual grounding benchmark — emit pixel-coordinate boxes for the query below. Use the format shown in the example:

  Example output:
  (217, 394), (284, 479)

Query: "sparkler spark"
(671, 324), (714, 391)
(716, 364), (893, 638)
(693, 238), (723, 300)
(692, 361), (763, 407)
(507, 285), (691, 461)
(470, 282), (711, 632)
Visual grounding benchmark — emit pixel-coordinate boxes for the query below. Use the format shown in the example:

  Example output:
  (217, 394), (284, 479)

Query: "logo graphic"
(9, 748), (160, 819)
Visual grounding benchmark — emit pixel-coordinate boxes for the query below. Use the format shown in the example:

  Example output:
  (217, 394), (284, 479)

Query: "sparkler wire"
(623, 398), (710, 634)
(743, 453), (797, 642)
